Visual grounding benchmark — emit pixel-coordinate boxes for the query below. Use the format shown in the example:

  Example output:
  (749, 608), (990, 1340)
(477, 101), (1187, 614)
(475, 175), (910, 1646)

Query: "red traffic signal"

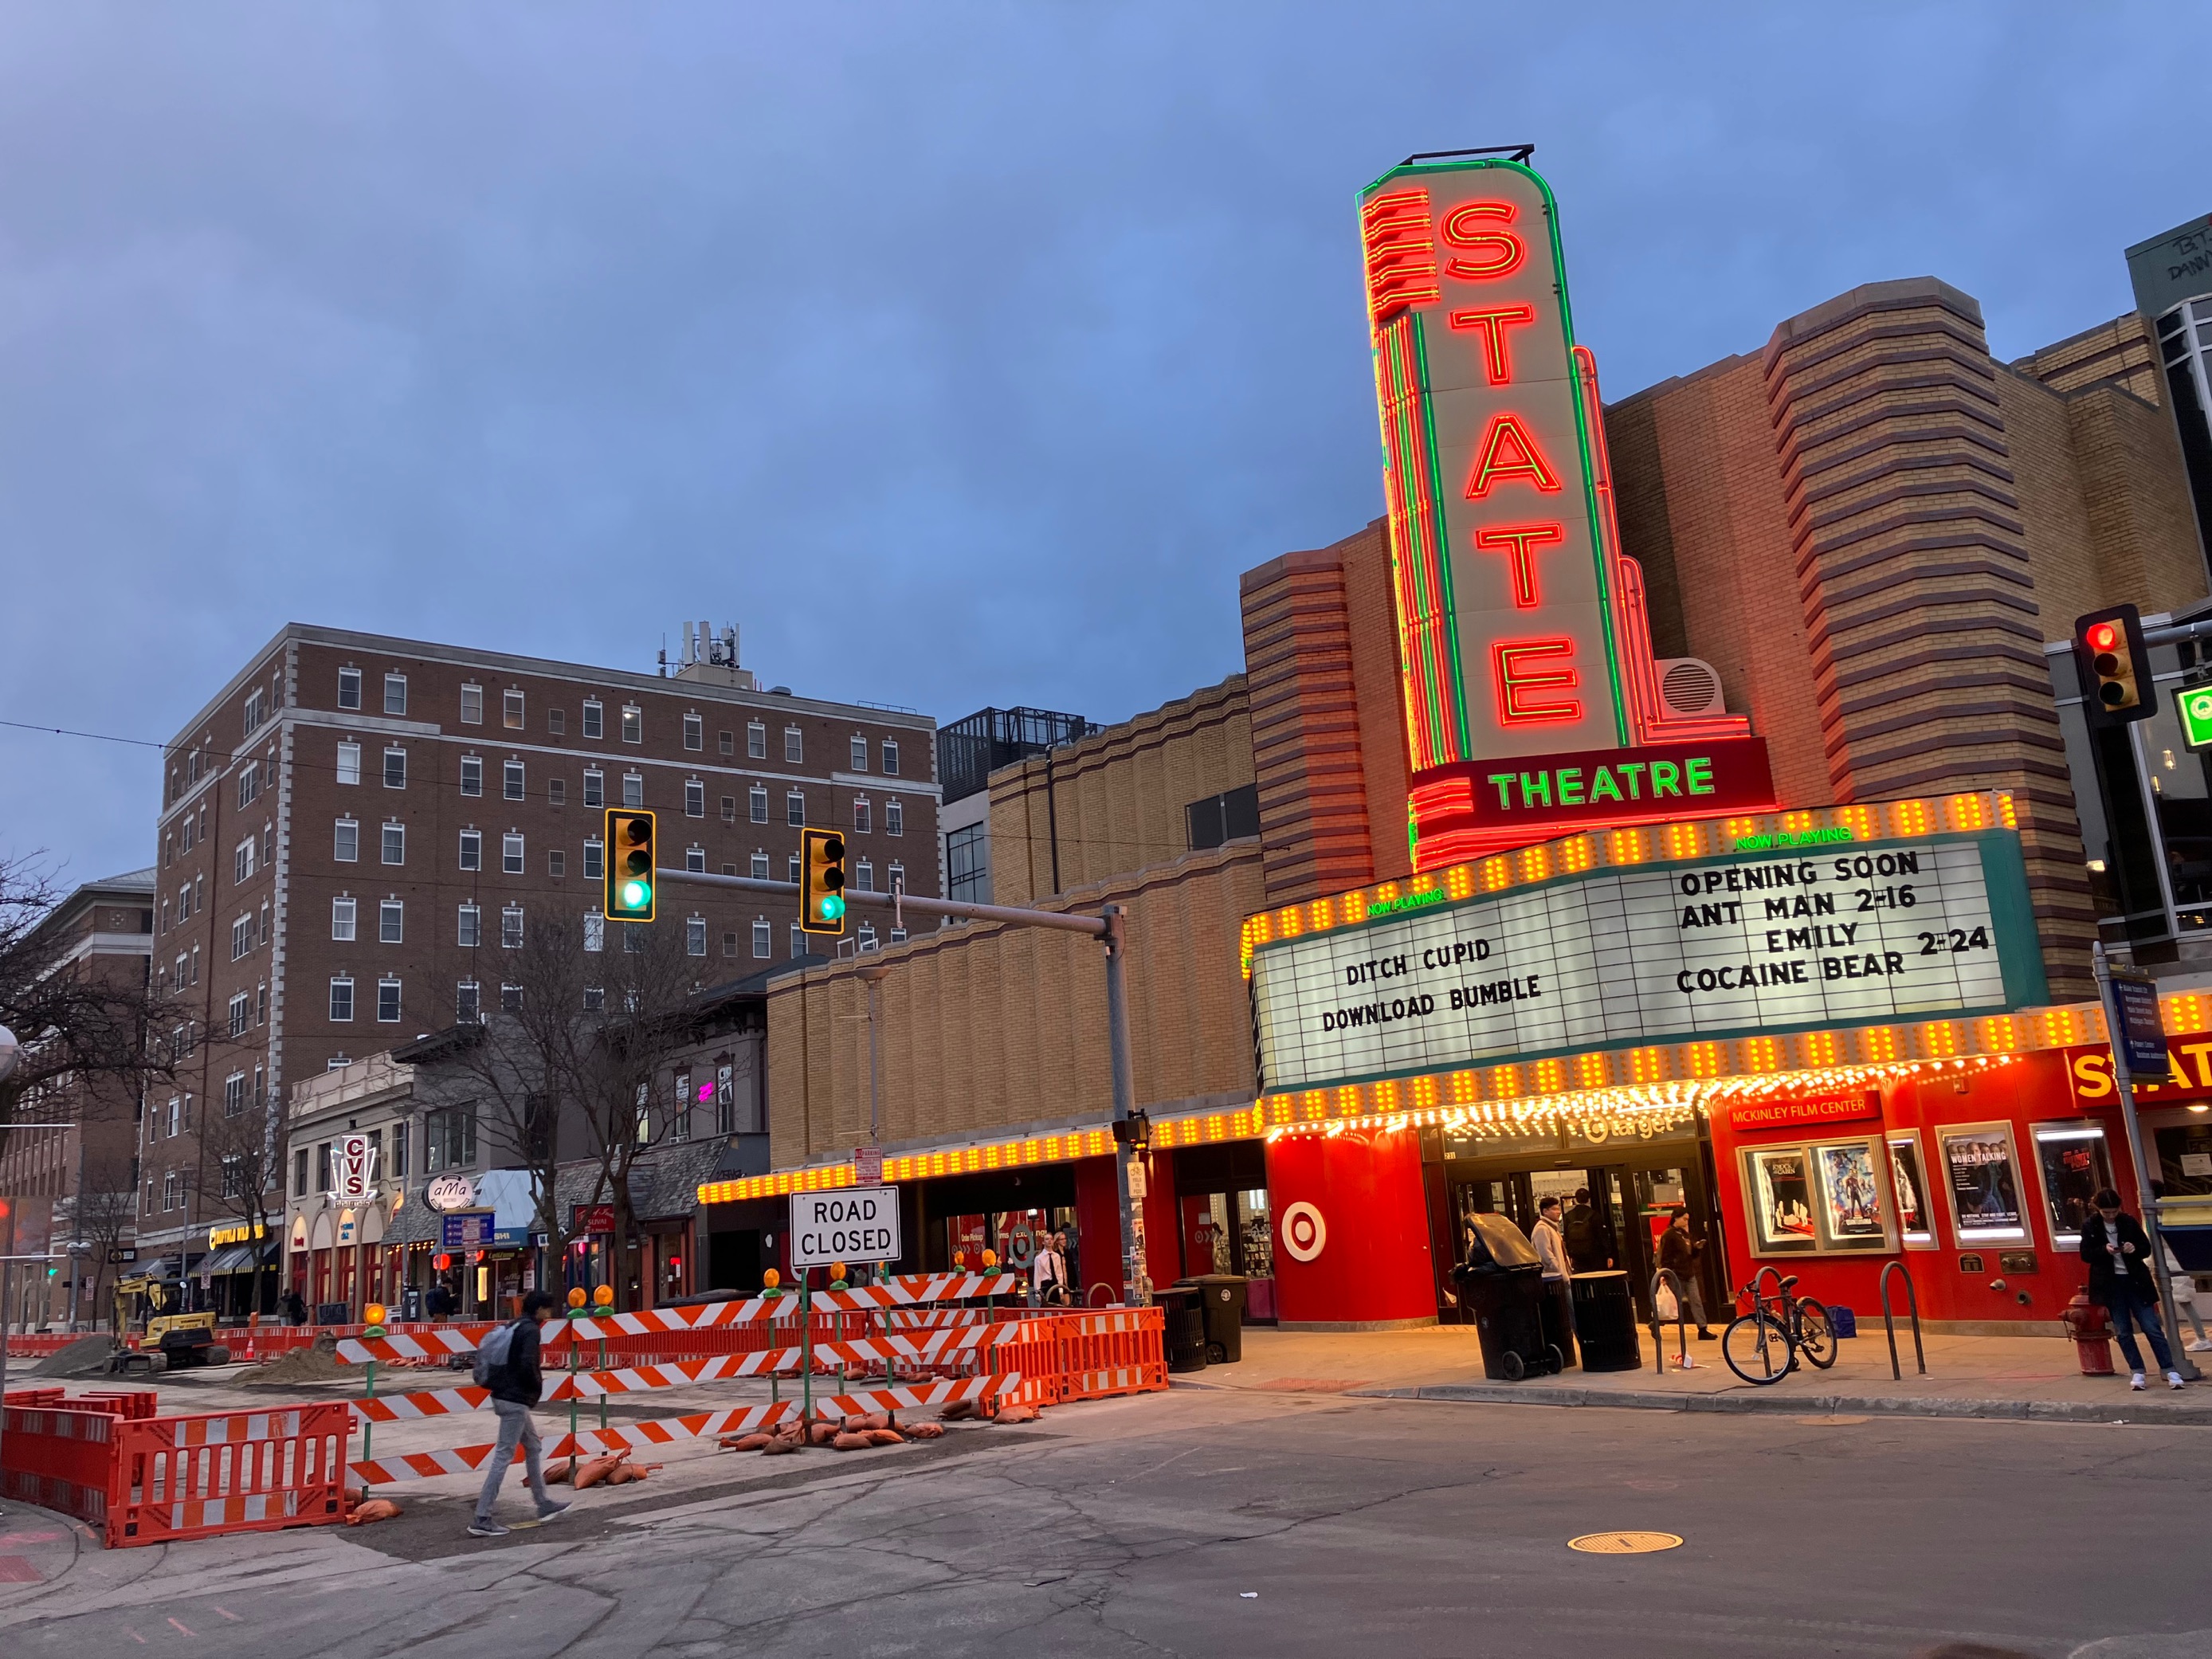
(2076, 605), (2154, 727)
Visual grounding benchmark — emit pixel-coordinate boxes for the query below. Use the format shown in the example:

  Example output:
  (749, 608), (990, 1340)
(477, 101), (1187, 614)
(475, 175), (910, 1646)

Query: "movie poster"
(1816, 1140), (1887, 1247)
(1940, 1127), (2025, 1237)
(1747, 1148), (1818, 1253)
(1888, 1136), (1932, 1242)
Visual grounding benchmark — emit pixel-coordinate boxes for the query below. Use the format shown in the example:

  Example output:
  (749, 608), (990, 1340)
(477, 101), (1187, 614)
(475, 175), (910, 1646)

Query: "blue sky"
(1, 3), (2201, 887)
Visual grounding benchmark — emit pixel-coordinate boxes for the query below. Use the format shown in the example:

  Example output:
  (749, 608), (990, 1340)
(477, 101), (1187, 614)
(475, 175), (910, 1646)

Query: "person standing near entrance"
(1033, 1233), (1070, 1306)
(2081, 1189), (2186, 1390)
(1528, 1197), (1568, 1281)
(1562, 1188), (1610, 1274)
(1657, 1213), (1715, 1340)
(469, 1289), (572, 1538)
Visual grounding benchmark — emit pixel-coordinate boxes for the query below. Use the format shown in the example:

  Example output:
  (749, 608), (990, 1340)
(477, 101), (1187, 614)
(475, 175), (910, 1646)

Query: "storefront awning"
(200, 1241), (276, 1275)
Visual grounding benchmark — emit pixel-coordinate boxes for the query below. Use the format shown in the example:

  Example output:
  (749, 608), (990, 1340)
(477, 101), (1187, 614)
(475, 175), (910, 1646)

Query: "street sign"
(789, 1186), (900, 1268)
(2108, 970), (2172, 1081)
(440, 1210), (496, 1250)
(2180, 684), (2212, 750)
(853, 1145), (884, 1184)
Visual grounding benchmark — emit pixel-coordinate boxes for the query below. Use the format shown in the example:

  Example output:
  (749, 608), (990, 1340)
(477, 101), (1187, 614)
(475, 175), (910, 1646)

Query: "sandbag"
(939, 1401), (979, 1422)
(720, 1432), (773, 1453)
(843, 1411), (890, 1433)
(347, 1497), (402, 1525)
(806, 1420), (839, 1446)
(544, 1460), (575, 1484)
(760, 1435), (802, 1455)
(864, 1428), (904, 1447)
(831, 1430), (873, 1451)
(905, 1421), (946, 1441)
(994, 1402), (1041, 1424)
(574, 1452), (628, 1489)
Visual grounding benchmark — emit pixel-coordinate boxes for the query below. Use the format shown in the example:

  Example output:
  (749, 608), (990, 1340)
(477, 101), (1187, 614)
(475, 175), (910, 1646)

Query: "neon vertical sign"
(1359, 152), (1770, 865)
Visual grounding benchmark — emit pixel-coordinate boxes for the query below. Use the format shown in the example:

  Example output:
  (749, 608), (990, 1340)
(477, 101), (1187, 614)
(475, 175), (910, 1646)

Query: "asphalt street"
(2, 1386), (2207, 1658)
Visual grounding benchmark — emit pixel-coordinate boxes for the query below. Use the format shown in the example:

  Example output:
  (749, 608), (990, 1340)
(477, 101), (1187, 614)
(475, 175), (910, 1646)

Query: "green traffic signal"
(622, 877), (651, 909)
(822, 893), (845, 920)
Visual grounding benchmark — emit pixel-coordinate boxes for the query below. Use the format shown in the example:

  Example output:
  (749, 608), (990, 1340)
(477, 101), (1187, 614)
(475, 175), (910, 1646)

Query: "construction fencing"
(2, 1387), (351, 1549)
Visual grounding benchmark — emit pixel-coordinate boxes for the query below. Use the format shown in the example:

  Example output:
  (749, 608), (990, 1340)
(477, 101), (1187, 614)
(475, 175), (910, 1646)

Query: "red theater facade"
(708, 153), (2209, 1340)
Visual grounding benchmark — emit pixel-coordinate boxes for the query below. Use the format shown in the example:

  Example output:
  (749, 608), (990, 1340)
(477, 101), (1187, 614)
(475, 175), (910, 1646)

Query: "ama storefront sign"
(1359, 152), (1775, 867)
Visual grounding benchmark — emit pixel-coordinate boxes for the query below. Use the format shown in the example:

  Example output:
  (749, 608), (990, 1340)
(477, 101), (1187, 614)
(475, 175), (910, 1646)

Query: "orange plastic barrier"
(2, 1391), (128, 1530)
(108, 1403), (351, 1547)
(1057, 1307), (1170, 1401)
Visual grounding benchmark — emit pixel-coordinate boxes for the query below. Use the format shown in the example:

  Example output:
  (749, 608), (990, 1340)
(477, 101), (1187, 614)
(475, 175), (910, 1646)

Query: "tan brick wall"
(2011, 311), (2163, 406)
(767, 843), (1266, 1165)
(2065, 383), (2210, 613)
(1604, 355), (1834, 810)
(988, 677), (1252, 906)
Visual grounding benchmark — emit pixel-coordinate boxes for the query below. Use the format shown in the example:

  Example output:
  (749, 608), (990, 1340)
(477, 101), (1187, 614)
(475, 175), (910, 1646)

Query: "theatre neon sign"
(1360, 151), (1775, 867)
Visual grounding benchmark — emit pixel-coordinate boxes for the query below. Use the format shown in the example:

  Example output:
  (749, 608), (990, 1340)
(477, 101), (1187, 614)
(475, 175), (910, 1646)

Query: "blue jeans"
(2102, 1288), (2174, 1375)
(476, 1399), (551, 1520)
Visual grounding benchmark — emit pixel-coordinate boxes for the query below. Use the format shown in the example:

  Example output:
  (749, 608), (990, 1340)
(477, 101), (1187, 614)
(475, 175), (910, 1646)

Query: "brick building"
(0, 868), (152, 1326)
(143, 622), (939, 1284)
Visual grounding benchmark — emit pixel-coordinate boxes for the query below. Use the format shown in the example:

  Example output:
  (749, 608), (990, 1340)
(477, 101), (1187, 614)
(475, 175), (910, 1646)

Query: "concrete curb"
(1350, 1382), (2212, 1427)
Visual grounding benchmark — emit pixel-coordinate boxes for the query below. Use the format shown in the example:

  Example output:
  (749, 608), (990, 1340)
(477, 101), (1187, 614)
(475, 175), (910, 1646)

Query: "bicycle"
(1721, 1269), (1836, 1385)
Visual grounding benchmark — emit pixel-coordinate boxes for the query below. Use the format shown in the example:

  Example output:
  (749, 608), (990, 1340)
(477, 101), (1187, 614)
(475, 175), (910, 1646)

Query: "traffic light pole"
(657, 869), (1152, 1304)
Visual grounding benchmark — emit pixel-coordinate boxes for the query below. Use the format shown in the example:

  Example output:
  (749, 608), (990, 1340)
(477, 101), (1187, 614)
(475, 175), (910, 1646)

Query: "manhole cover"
(1568, 1531), (1682, 1555)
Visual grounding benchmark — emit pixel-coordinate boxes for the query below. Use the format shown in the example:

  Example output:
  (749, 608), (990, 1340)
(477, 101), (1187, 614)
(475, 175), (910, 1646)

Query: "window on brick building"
(749, 786), (768, 823)
(380, 900), (403, 943)
(377, 978), (402, 1022)
(621, 705), (642, 743)
(334, 818), (359, 863)
(505, 760), (525, 801)
(382, 823), (405, 865)
(786, 790), (806, 827)
(886, 798), (904, 837)
(458, 904), (480, 947)
(584, 840), (603, 880)
(752, 919), (772, 959)
(330, 977), (355, 1022)
(785, 727), (802, 764)
(338, 667), (362, 710)
(684, 712), (703, 751)
(461, 684), (483, 724)
(503, 833), (524, 874)
(459, 829), (481, 871)
(383, 673), (406, 716)
(584, 768), (604, 808)
(384, 747), (406, 789)
(582, 699), (604, 739)
(685, 779), (705, 818)
(504, 689), (525, 730)
(747, 721), (767, 759)
(718, 728), (734, 756)
(337, 741), (361, 786)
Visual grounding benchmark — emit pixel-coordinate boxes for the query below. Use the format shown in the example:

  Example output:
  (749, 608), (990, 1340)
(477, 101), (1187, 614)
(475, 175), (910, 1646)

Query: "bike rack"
(1650, 1269), (1688, 1375)
(1880, 1260), (1925, 1380)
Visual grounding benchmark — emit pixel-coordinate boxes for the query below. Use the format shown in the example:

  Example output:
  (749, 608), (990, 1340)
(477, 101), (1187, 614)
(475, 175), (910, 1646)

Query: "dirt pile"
(29, 1335), (118, 1378)
(237, 1343), (343, 1386)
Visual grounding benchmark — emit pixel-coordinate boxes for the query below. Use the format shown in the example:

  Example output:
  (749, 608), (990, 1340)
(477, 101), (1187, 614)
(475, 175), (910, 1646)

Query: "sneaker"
(2167, 1372), (2188, 1390)
(2187, 1339), (2212, 1353)
(1696, 1329), (1716, 1341)
(535, 1500), (571, 1523)
(2129, 1372), (2147, 1390)
(467, 1518), (509, 1539)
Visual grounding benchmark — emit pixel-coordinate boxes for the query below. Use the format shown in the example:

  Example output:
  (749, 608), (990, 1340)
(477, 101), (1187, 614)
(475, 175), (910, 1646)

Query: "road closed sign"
(790, 1186), (901, 1268)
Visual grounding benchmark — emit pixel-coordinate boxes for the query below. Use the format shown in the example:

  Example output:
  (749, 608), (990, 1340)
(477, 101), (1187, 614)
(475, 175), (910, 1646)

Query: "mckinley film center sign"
(1250, 830), (2045, 1095)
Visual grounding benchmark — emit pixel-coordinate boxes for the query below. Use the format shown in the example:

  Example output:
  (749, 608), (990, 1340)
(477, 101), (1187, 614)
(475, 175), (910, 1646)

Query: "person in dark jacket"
(426, 1281), (455, 1320)
(2081, 1188), (2186, 1391)
(469, 1290), (571, 1537)
(1656, 1213), (1715, 1339)
(1562, 1189), (1611, 1274)
(280, 1290), (308, 1328)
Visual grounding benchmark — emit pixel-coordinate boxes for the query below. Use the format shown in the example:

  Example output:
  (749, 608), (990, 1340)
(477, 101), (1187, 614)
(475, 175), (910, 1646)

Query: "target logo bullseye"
(1281, 1201), (1327, 1262)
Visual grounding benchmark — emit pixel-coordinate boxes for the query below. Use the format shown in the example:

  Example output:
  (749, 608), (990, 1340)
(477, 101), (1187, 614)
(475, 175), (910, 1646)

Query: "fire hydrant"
(2062, 1292), (2116, 1376)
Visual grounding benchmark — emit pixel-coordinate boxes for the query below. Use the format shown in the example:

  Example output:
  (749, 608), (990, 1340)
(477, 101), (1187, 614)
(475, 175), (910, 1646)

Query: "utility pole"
(660, 869), (1152, 1305)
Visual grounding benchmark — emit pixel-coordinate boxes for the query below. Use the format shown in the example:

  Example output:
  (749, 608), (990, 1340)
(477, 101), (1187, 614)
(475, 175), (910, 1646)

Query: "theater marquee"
(1250, 829), (2045, 1096)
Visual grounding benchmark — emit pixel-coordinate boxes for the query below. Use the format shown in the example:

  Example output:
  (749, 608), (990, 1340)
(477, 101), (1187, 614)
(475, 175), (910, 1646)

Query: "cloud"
(0, 2), (2198, 881)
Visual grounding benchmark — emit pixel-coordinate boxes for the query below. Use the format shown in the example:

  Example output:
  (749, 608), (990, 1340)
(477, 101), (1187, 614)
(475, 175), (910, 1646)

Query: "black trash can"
(1153, 1285), (1208, 1373)
(1452, 1214), (1563, 1382)
(1178, 1275), (1249, 1365)
(1538, 1277), (1579, 1370)
(1570, 1269), (1643, 1372)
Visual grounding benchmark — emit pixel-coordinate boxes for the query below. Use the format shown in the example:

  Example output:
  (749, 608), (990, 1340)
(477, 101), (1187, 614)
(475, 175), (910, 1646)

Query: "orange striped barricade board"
(1058, 1307), (1169, 1401)
(335, 1328), (481, 1365)
(1, 1399), (120, 1529)
(813, 1273), (1021, 1312)
(351, 1348), (829, 1425)
(347, 1400), (795, 1486)
(816, 1374), (1020, 1420)
(108, 1404), (351, 1548)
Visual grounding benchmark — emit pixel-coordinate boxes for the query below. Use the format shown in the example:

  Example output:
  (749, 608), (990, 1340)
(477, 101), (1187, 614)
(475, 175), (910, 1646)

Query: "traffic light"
(2077, 605), (2155, 727)
(604, 809), (657, 920)
(800, 826), (847, 935)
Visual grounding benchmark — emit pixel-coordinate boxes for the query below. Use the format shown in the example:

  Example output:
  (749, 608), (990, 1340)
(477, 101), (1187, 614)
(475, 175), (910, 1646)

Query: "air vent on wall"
(1656, 658), (1724, 719)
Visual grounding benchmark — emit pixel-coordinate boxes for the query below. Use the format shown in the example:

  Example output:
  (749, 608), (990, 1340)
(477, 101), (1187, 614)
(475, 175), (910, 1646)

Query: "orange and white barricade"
(108, 1403), (351, 1548)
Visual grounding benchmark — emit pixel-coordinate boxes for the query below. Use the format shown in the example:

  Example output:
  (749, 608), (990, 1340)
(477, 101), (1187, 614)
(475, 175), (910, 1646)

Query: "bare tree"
(0, 853), (182, 1160)
(422, 912), (712, 1309)
(421, 912), (599, 1268)
(198, 1090), (286, 1318)
(578, 922), (708, 1308)
(73, 1151), (140, 1332)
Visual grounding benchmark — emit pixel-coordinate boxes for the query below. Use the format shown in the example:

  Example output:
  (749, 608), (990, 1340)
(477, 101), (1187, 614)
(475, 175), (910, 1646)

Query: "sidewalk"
(1182, 1321), (2212, 1426)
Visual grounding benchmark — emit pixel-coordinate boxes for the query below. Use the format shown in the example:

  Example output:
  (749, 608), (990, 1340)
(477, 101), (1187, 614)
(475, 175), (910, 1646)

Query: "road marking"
(167, 1618), (196, 1636)
(0, 1557), (40, 1584)
(215, 1608), (242, 1622)
(1567, 1531), (1683, 1555)
(124, 1630), (147, 1645)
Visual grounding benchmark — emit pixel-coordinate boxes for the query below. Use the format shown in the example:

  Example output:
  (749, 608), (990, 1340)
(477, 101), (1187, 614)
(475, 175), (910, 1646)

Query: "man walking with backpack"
(469, 1289), (571, 1538)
